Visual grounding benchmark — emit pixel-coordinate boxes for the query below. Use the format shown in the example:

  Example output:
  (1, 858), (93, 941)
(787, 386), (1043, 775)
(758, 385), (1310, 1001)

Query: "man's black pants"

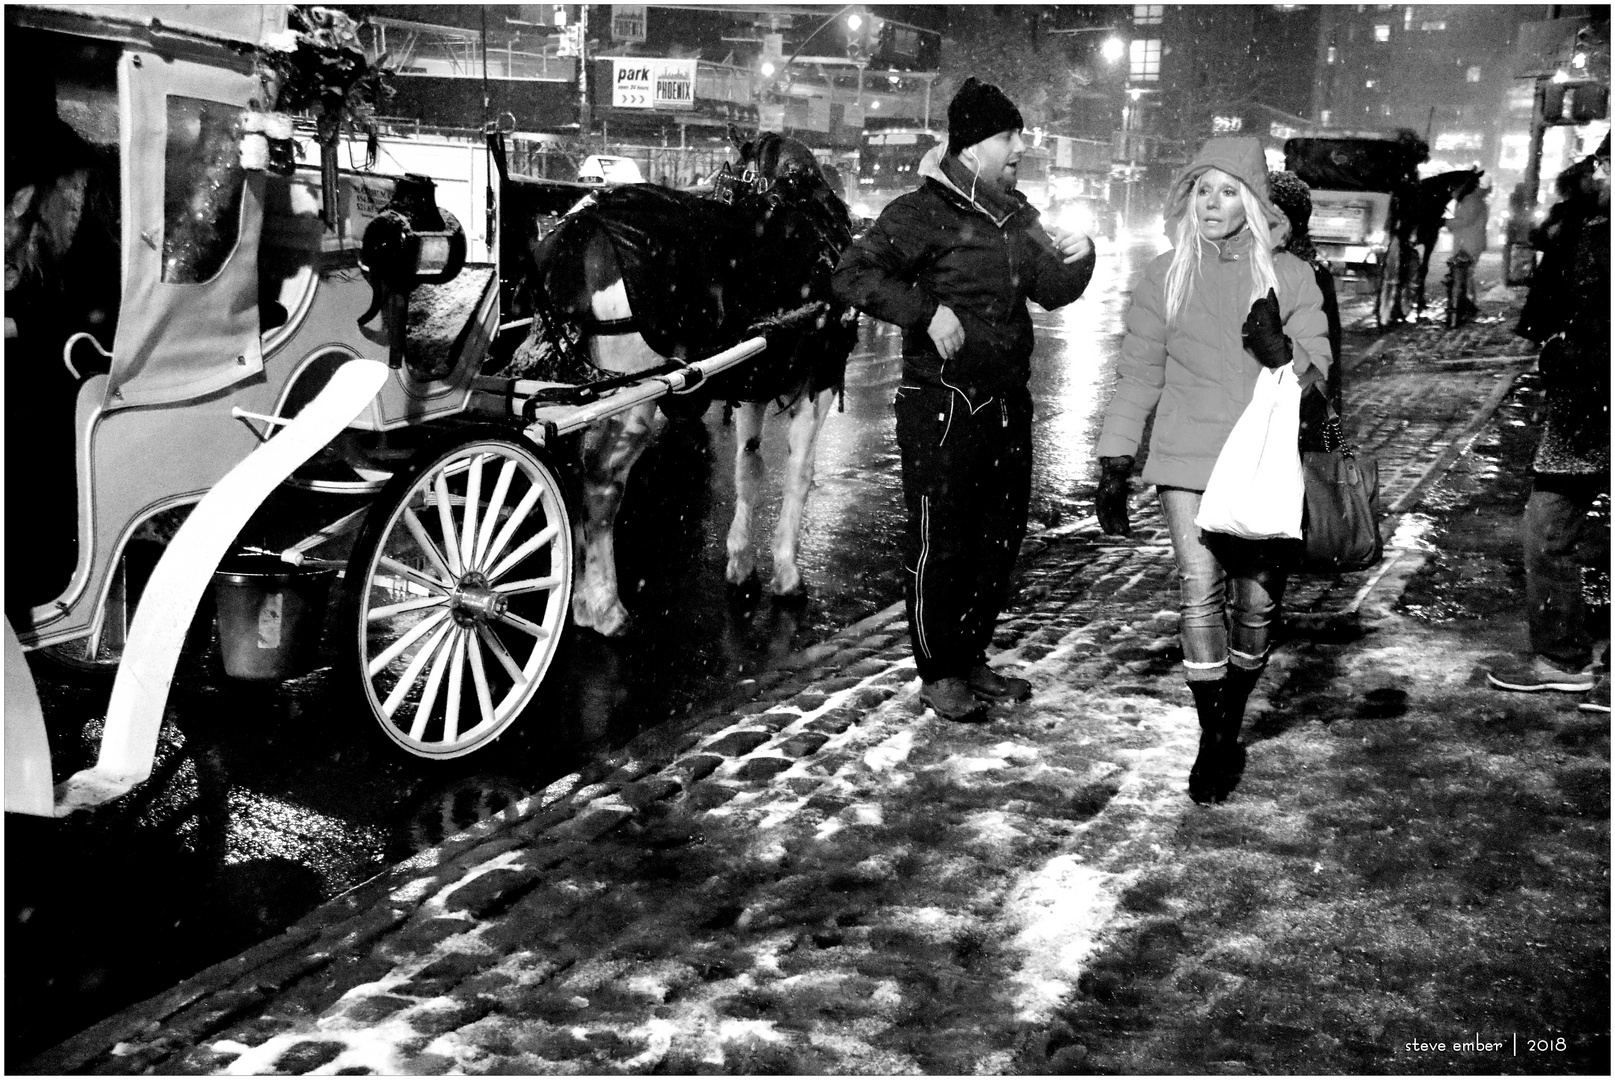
(894, 382), (1032, 683)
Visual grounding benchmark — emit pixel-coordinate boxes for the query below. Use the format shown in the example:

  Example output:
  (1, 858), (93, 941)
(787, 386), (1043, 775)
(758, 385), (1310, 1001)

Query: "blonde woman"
(1095, 137), (1331, 803)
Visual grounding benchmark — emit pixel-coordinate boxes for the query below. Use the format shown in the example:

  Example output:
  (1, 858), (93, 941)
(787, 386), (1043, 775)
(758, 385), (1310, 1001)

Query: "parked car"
(576, 155), (644, 186)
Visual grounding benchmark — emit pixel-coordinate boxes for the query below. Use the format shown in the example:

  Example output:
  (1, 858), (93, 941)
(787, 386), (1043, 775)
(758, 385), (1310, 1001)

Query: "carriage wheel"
(1374, 241), (1404, 330)
(341, 428), (573, 760)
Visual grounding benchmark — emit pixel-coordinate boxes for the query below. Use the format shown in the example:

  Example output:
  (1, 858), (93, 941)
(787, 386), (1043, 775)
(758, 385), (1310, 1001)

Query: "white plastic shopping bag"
(1194, 364), (1304, 539)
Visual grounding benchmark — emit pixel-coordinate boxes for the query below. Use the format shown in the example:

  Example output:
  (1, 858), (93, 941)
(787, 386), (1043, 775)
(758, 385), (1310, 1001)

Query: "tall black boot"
(1187, 679), (1225, 805)
(1213, 665), (1263, 801)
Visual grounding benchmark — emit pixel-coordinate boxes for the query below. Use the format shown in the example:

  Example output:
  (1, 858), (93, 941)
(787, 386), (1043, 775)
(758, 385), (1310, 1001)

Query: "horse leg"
(569, 259), (665, 638)
(725, 399), (766, 587)
(769, 386), (835, 598)
(572, 398), (660, 637)
(1415, 244), (1434, 315)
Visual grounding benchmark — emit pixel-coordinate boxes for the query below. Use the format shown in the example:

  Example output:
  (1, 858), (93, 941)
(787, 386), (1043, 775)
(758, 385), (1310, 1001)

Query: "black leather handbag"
(1298, 388), (1383, 573)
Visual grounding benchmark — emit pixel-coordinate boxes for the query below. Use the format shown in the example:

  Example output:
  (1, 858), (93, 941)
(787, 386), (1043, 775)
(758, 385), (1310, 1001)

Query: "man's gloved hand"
(1097, 455), (1134, 536)
(1242, 287), (1293, 369)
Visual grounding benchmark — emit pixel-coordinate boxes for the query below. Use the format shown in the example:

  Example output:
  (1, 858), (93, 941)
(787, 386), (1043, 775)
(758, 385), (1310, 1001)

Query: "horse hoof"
(574, 605), (634, 639)
(726, 570), (761, 599)
(771, 582), (809, 607)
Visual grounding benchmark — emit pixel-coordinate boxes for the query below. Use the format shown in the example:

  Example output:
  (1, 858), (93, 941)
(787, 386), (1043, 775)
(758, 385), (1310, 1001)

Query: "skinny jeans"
(895, 382), (1032, 682)
(1525, 473), (1604, 670)
(1158, 487), (1289, 682)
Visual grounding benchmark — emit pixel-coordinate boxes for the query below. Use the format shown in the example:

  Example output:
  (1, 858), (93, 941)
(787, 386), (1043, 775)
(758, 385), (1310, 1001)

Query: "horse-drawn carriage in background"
(1285, 128), (1486, 329)
(5, 4), (856, 818)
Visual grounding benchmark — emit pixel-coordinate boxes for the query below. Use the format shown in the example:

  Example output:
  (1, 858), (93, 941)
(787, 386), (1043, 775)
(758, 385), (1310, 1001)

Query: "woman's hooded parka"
(1097, 137), (1331, 490)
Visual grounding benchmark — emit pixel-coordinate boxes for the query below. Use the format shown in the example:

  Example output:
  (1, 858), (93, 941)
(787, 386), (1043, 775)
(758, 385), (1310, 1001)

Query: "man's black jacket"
(832, 168), (1094, 409)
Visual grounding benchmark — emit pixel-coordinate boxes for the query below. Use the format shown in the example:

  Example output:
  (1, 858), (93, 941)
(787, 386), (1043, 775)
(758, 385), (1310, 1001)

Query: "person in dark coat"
(1268, 170), (1343, 416)
(1488, 135), (1610, 703)
(1516, 153), (1599, 345)
(1096, 138), (1331, 804)
(832, 77), (1095, 722)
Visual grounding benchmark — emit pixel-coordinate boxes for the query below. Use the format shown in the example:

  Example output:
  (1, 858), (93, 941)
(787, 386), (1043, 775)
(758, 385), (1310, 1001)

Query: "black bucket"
(212, 553), (336, 681)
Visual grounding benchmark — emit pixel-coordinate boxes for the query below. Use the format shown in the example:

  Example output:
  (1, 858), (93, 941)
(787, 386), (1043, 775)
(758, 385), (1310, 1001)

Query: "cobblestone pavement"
(30, 310), (1555, 1075)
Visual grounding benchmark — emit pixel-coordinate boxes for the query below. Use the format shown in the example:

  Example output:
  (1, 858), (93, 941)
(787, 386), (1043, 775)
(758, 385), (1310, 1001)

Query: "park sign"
(610, 58), (696, 110)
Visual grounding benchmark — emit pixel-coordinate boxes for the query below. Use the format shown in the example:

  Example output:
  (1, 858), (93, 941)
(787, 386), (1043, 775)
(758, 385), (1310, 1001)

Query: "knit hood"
(1163, 136), (1287, 237)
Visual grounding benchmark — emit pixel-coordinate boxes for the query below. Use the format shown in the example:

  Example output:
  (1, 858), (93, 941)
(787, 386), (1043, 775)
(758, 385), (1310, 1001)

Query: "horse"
(1389, 167), (1484, 319)
(512, 131), (859, 638)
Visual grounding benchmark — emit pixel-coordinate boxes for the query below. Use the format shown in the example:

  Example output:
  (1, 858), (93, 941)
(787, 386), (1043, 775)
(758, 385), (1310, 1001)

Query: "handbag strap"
(1305, 383), (1350, 457)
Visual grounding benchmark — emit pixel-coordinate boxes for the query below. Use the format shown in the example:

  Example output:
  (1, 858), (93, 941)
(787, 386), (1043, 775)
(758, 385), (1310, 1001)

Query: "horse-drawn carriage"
(5, 5), (854, 818)
(1285, 128), (1485, 329)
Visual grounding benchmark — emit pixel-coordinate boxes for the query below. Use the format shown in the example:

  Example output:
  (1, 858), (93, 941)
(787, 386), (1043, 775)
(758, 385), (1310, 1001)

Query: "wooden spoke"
(475, 623), (526, 684)
(367, 608), (450, 678)
(381, 619), (453, 719)
(401, 507), (456, 583)
(492, 574), (564, 596)
(487, 522), (560, 584)
(466, 631), (497, 733)
(495, 608), (552, 641)
(433, 471), (463, 576)
(473, 459), (518, 569)
(443, 631), (467, 745)
(478, 484), (543, 574)
(366, 593), (450, 624)
(407, 626), (458, 742)
(460, 452), (485, 575)
(377, 555), (454, 596)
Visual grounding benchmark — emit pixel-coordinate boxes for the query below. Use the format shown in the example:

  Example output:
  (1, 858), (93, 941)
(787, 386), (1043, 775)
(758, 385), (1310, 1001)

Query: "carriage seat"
(395, 264), (498, 382)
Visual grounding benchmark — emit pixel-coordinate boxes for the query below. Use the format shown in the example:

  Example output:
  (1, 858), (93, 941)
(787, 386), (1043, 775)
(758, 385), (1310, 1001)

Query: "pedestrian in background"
(1446, 174), (1490, 319)
(832, 77), (1095, 723)
(1488, 135), (1610, 706)
(1268, 169), (1343, 415)
(1095, 137), (1330, 803)
(1516, 153), (1599, 345)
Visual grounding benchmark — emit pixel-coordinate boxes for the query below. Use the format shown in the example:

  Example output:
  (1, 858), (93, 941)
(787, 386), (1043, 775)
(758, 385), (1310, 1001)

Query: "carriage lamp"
(358, 174), (468, 373)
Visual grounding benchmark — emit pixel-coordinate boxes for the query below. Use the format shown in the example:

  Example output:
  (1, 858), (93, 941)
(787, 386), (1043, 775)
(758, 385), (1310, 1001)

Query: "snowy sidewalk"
(34, 311), (1605, 1075)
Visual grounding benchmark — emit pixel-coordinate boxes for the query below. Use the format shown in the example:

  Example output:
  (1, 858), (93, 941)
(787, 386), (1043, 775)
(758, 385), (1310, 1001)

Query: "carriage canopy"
(1284, 135), (1425, 195)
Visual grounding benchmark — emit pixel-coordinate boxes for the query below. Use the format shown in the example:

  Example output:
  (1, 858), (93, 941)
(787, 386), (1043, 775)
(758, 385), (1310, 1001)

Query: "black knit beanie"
(947, 77), (1023, 156)
(1267, 170), (1312, 231)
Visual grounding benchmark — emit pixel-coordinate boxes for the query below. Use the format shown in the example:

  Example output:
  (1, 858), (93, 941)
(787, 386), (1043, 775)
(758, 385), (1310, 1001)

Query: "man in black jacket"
(833, 78), (1095, 721)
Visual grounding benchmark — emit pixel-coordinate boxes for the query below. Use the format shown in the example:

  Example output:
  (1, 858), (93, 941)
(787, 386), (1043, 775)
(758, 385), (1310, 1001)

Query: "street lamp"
(1102, 35), (1125, 63)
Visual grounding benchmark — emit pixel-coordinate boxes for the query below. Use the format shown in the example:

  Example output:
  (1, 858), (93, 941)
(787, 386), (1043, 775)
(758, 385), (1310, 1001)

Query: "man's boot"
(1214, 665), (1262, 801)
(920, 677), (988, 723)
(967, 659), (1033, 702)
(1187, 679), (1224, 805)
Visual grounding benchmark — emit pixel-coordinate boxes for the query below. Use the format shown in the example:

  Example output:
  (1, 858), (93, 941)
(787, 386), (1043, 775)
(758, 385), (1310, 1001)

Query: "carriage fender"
(50, 358), (390, 817)
(4, 619), (54, 816)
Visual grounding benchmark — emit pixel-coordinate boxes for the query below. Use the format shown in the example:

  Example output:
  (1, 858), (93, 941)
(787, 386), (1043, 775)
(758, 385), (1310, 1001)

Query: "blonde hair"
(1163, 170), (1281, 326)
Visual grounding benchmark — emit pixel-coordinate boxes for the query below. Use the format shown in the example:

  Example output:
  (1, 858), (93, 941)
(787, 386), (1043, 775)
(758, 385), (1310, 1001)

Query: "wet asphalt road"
(6, 236), (1172, 1064)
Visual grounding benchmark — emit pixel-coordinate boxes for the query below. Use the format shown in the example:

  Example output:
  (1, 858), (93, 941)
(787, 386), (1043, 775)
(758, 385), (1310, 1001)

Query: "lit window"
(1320, 109), (1332, 125)
(1132, 5), (1164, 25)
(1466, 65), (1481, 82)
(1404, 7), (1412, 30)
(1374, 24), (1390, 42)
(1327, 45), (1338, 63)
(1422, 20), (1447, 31)
(1130, 38), (1161, 81)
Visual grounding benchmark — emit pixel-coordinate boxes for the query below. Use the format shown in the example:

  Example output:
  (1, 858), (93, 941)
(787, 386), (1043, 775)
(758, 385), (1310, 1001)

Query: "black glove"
(1242, 288), (1293, 369)
(1097, 455), (1134, 536)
